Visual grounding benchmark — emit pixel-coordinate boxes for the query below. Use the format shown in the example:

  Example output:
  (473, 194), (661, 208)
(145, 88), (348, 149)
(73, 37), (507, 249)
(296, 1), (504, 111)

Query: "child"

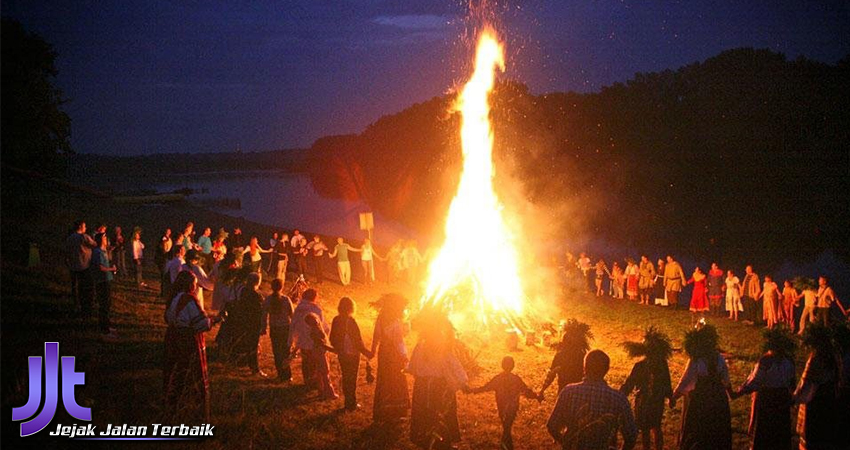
(329, 297), (372, 411)
(263, 278), (294, 382)
(468, 356), (538, 450)
(781, 280), (799, 331)
(304, 312), (338, 400)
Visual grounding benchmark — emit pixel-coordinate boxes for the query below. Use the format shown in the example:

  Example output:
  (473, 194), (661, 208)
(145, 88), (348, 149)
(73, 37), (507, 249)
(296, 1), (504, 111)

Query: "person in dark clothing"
(671, 324), (732, 450)
(731, 326), (796, 450)
(228, 272), (266, 377)
(263, 278), (293, 382)
(65, 220), (97, 317)
(92, 232), (119, 340)
(620, 327), (674, 450)
(793, 323), (841, 450)
(468, 356), (539, 450)
(539, 319), (593, 398)
(329, 297), (372, 410)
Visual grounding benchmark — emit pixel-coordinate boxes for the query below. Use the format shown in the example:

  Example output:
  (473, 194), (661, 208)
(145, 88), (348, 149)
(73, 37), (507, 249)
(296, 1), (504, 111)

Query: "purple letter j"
(11, 342), (91, 437)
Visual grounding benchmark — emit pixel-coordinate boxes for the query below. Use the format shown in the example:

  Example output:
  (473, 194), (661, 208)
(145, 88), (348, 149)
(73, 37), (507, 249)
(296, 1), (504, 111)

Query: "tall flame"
(421, 27), (526, 330)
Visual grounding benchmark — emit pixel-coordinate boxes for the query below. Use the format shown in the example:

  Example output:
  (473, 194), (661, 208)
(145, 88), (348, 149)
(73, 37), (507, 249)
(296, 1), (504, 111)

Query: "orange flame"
(421, 27), (526, 331)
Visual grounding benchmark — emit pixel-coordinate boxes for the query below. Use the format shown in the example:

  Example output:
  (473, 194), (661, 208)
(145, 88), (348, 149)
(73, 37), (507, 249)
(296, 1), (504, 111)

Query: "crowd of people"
(64, 220), (850, 449)
(570, 252), (848, 333)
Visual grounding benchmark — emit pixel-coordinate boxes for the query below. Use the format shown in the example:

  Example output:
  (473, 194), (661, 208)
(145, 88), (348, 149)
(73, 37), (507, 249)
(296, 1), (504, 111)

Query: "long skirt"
(726, 292), (743, 312)
(373, 348), (410, 423)
(410, 376), (461, 449)
(763, 297), (776, 323)
(679, 378), (731, 450)
(690, 289), (709, 312)
(163, 327), (209, 422)
(627, 275), (639, 297)
(749, 388), (792, 450)
(797, 382), (839, 450)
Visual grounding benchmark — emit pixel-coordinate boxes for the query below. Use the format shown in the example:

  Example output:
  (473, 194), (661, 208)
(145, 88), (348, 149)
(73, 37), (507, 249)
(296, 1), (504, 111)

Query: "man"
(196, 227), (213, 269)
(290, 229), (307, 249)
(547, 350), (637, 450)
(816, 276), (839, 326)
(663, 256), (686, 309)
(65, 220), (98, 317)
(578, 252), (592, 293)
(741, 265), (761, 324)
(163, 245), (186, 298)
(288, 289), (329, 389)
(307, 235), (329, 283)
(182, 221), (195, 252)
(638, 256), (656, 305)
(229, 227), (245, 264)
(329, 237), (360, 286)
(274, 233), (290, 281)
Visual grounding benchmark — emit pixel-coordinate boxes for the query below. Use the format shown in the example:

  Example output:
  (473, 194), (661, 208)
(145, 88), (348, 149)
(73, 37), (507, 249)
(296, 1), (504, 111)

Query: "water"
(148, 172), (415, 245)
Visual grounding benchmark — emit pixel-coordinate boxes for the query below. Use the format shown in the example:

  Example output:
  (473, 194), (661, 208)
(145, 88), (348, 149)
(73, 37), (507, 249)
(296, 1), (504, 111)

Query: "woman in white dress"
(725, 270), (743, 321)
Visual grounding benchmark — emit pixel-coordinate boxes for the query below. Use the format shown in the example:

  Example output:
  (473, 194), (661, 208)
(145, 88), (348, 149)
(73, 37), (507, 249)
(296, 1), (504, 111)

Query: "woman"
(625, 259), (639, 301)
(242, 237), (272, 273)
(725, 270), (743, 321)
(210, 252), (238, 312)
(211, 229), (228, 264)
(132, 227), (147, 288)
(371, 293), (410, 423)
(621, 327), (674, 450)
(408, 310), (468, 449)
(707, 263), (725, 316)
(793, 324), (840, 450)
(539, 319), (592, 397)
(611, 262), (624, 299)
(671, 324), (732, 450)
(594, 259), (608, 297)
(92, 232), (118, 339)
(686, 267), (709, 315)
(227, 272), (266, 376)
(732, 326), (796, 450)
(653, 259), (667, 306)
(273, 233), (290, 281)
(163, 271), (222, 422)
(360, 238), (379, 284)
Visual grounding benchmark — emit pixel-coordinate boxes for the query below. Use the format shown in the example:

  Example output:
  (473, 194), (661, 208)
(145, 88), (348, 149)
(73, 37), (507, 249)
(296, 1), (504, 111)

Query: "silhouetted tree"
(1, 19), (72, 172)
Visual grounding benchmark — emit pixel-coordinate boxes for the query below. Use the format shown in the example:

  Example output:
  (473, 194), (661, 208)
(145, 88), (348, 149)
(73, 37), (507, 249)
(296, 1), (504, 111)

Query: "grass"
(1, 171), (796, 449)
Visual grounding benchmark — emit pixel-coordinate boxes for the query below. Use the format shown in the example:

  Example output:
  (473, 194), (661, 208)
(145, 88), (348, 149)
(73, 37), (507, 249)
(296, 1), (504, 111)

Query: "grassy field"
(1, 170), (797, 449)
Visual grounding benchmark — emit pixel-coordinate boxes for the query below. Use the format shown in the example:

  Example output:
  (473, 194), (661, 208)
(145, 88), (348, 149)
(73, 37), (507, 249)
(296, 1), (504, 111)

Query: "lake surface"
(147, 172), (416, 245)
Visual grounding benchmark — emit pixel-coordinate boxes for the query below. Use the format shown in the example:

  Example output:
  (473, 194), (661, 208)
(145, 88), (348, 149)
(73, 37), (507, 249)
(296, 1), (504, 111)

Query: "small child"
(304, 312), (338, 400)
(329, 297), (372, 411)
(467, 356), (539, 450)
(263, 278), (294, 382)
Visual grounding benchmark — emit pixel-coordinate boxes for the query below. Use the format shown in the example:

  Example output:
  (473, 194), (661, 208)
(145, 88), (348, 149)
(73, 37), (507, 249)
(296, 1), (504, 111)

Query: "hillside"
(307, 48), (850, 270)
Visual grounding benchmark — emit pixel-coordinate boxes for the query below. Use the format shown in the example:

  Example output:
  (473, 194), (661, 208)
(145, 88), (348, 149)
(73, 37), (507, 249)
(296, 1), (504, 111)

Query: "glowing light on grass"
(420, 26), (526, 331)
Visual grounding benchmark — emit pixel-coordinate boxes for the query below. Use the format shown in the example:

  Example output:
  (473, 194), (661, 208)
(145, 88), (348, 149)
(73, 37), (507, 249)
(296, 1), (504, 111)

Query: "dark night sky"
(3, 1), (848, 155)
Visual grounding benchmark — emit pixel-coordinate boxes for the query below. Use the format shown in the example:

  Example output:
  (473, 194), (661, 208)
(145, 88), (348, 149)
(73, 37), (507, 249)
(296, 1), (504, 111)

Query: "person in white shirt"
(131, 228), (147, 288)
(288, 288), (328, 389)
(165, 246), (187, 284)
(162, 245), (186, 298)
(359, 238), (380, 283)
(816, 276), (843, 326)
(290, 229), (307, 248)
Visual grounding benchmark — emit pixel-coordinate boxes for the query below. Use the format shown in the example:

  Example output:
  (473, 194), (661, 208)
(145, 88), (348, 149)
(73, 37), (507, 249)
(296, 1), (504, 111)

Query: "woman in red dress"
(687, 267), (710, 314)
